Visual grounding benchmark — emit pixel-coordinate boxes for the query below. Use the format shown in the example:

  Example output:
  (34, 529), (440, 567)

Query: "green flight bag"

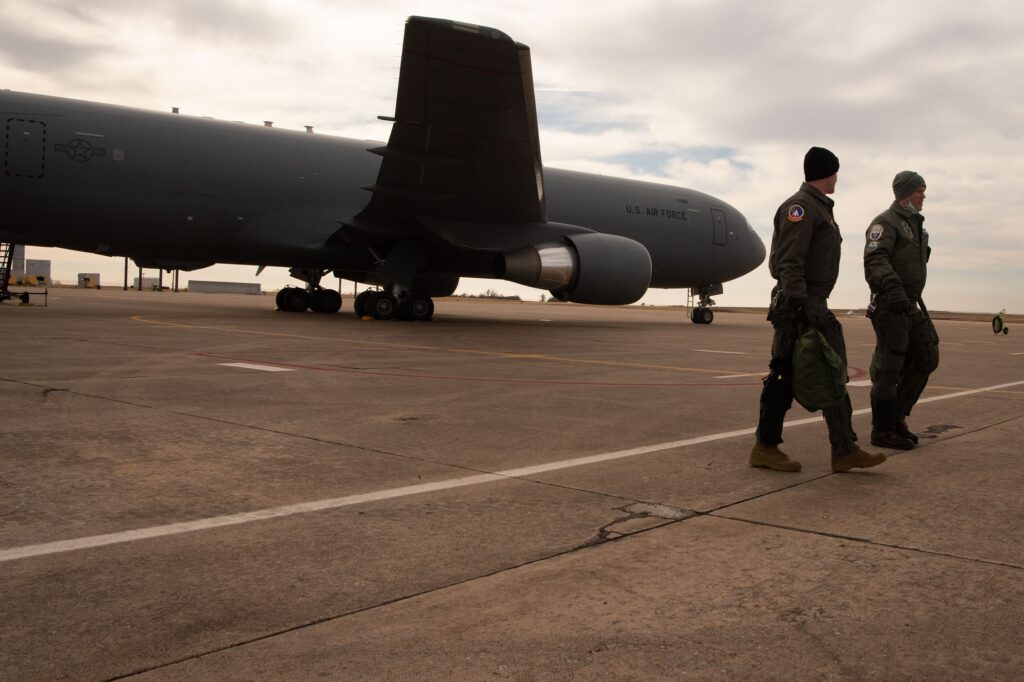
(792, 326), (847, 411)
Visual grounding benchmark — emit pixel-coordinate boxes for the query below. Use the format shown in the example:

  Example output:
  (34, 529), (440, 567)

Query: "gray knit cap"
(893, 170), (926, 199)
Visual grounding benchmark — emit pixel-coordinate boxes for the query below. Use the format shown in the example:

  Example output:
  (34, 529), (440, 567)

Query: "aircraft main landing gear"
(276, 286), (309, 312)
(355, 290), (397, 320)
(276, 286), (342, 313)
(277, 268), (343, 314)
(402, 296), (434, 321)
(354, 290), (434, 321)
(308, 288), (342, 313)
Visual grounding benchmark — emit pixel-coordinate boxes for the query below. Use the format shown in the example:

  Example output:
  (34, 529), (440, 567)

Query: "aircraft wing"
(357, 16), (546, 228)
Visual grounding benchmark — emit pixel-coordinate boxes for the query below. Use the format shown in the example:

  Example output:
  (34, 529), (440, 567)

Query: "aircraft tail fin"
(358, 16), (546, 226)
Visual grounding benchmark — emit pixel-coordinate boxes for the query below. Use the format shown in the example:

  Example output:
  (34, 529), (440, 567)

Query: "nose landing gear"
(689, 284), (722, 325)
(691, 307), (714, 324)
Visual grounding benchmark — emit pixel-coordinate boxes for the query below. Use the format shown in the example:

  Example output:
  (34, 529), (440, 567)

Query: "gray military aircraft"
(0, 16), (764, 322)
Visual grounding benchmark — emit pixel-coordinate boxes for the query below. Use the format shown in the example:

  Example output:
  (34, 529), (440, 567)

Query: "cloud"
(536, 90), (643, 134)
(0, 26), (103, 71)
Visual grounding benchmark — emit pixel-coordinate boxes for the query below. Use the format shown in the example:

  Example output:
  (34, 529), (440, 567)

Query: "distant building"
(188, 280), (261, 295)
(133, 277), (160, 290)
(78, 273), (101, 288)
(24, 259), (50, 285)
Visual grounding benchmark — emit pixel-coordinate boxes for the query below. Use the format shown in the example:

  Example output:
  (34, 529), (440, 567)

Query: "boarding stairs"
(0, 242), (14, 301)
(0, 242), (41, 304)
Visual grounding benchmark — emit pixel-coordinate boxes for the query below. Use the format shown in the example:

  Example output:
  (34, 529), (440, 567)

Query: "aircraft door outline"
(4, 119), (47, 178)
(711, 208), (728, 246)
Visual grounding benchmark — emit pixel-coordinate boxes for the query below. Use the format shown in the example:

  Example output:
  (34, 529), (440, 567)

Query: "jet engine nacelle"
(501, 232), (652, 305)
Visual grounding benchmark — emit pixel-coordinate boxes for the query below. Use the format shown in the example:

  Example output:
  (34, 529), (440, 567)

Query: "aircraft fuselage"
(1, 90), (764, 294)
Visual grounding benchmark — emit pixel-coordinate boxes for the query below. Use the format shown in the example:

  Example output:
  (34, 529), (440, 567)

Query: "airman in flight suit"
(750, 147), (886, 473)
(864, 171), (940, 449)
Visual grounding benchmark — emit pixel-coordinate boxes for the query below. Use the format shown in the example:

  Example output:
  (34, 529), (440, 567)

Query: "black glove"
(787, 296), (809, 326)
(888, 290), (912, 314)
(803, 296), (830, 328)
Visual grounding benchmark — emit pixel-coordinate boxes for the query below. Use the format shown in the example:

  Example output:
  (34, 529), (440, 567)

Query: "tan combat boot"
(750, 442), (802, 472)
(831, 446), (887, 473)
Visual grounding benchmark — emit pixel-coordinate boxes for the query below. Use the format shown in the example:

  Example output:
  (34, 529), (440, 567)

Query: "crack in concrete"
(579, 501), (698, 549)
(41, 387), (68, 402)
(623, 501), (697, 520)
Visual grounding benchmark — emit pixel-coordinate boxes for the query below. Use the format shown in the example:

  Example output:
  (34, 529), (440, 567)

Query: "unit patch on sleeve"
(787, 204), (805, 222)
(868, 224), (884, 240)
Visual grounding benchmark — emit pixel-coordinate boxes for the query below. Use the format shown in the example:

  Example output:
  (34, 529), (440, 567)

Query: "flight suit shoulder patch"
(787, 204), (805, 222)
(868, 224), (884, 240)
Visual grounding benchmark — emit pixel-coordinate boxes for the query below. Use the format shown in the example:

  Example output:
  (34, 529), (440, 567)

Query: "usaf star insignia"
(54, 138), (107, 162)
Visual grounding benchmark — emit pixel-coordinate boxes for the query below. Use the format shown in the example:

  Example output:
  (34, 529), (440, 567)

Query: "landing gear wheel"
(369, 292), (398, 320)
(993, 316), (1004, 334)
(310, 289), (342, 314)
(354, 290), (374, 317)
(278, 287), (309, 312)
(402, 296), (434, 321)
(691, 307), (713, 324)
(1004, 327), (1010, 335)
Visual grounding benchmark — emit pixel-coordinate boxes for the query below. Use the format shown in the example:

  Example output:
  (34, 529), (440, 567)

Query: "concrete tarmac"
(1, 288), (1022, 680)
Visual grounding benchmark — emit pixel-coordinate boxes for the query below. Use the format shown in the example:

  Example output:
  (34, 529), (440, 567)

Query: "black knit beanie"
(803, 146), (840, 181)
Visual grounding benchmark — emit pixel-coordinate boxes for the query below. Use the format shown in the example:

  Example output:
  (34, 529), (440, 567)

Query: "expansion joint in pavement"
(707, 515), (1024, 571)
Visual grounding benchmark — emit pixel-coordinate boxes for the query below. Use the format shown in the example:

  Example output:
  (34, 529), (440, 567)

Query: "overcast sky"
(2, 0), (1022, 312)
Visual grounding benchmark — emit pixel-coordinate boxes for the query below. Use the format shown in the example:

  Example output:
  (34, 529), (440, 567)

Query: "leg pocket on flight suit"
(910, 314), (941, 373)
(876, 310), (911, 381)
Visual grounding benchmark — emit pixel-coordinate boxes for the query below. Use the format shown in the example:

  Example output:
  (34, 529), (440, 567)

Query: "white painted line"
(219, 362), (294, 373)
(715, 372), (764, 379)
(848, 380), (873, 387)
(695, 349), (749, 355)
(3, 378), (1022, 564)
(0, 474), (501, 564)
(913, 380), (1024, 404)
